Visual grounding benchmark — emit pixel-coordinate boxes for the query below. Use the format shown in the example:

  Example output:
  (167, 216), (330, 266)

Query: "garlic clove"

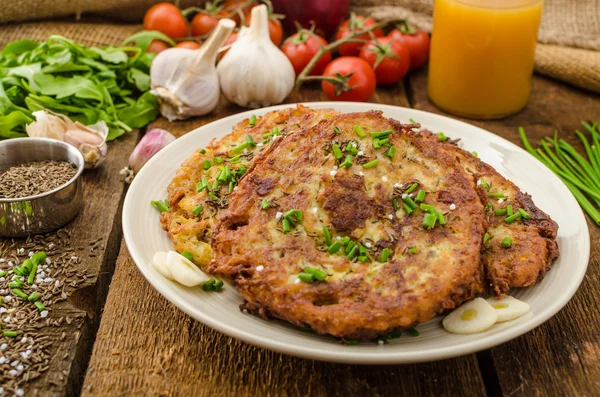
(486, 295), (530, 323)
(65, 121), (108, 169)
(26, 110), (68, 140)
(443, 297), (498, 334)
(217, 5), (295, 108)
(166, 251), (211, 287)
(150, 251), (174, 280)
(150, 19), (235, 120)
(128, 128), (176, 174)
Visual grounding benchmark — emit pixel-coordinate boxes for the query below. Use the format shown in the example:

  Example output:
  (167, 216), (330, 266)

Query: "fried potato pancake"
(413, 129), (560, 295)
(162, 105), (338, 269)
(210, 111), (487, 339)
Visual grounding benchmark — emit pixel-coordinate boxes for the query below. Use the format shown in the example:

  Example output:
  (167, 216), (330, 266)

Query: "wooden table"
(8, 69), (599, 396)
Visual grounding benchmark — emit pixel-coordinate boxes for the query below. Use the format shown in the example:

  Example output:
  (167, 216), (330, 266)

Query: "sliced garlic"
(443, 297), (498, 334)
(150, 251), (173, 280)
(166, 251), (211, 287)
(486, 295), (530, 323)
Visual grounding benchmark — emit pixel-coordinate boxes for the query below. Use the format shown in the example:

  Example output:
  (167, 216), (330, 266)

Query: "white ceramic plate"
(123, 102), (590, 364)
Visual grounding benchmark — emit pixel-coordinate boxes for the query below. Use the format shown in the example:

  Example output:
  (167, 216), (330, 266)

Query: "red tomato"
(335, 15), (384, 57)
(245, 14), (284, 46)
(282, 31), (331, 76)
(321, 57), (376, 102)
(224, 0), (255, 20)
(191, 13), (220, 36)
(143, 3), (189, 39)
(388, 24), (430, 70)
(359, 37), (410, 86)
(146, 40), (170, 54)
(176, 41), (201, 50)
(219, 32), (238, 59)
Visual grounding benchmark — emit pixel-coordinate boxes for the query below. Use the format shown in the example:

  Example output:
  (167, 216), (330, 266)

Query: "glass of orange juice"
(428, 0), (544, 119)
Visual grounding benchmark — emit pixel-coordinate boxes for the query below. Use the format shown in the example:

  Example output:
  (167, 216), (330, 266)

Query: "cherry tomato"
(191, 13), (220, 37)
(176, 41), (201, 50)
(388, 23), (430, 70)
(224, 0), (255, 20)
(359, 37), (410, 86)
(146, 40), (170, 54)
(335, 15), (384, 57)
(245, 14), (284, 46)
(321, 57), (376, 102)
(143, 3), (189, 39)
(282, 31), (331, 76)
(219, 32), (238, 59)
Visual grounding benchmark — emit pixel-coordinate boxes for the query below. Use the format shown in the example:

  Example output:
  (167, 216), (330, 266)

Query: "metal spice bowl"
(0, 138), (84, 237)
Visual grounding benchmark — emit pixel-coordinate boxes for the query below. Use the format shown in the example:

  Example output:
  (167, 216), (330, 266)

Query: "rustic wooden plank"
(408, 68), (600, 396)
(1, 130), (140, 396)
(82, 84), (487, 395)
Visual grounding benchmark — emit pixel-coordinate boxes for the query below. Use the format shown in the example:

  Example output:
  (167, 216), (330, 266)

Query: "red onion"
(271, 0), (350, 38)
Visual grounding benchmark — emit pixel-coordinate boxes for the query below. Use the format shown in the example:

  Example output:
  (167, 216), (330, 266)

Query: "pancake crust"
(413, 129), (560, 295)
(210, 111), (487, 339)
(162, 105), (338, 269)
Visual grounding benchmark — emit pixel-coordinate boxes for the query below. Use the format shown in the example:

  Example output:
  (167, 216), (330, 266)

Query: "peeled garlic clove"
(443, 297), (498, 334)
(486, 295), (530, 323)
(150, 19), (235, 120)
(166, 251), (211, 287)
(128, 128), (176, 174)
(151, 251), (173, 280)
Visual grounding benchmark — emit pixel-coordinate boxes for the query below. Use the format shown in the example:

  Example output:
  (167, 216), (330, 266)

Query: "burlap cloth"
(0, 0), (598, 93)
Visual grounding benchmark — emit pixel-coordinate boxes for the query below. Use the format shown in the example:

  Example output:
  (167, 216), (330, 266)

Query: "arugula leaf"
(8, 63), (42, 91)
(0, 111), (32, 138)
(42, 62), (91, 73)
(122, 30), (176, 51)
(128, 68), (150, 92)
(116, 91), (158, 132)
(2, 40), (39, 56)
(37, 74), (104, 103)
(90, 47), (128, 64)
(46, 48), (72, 65)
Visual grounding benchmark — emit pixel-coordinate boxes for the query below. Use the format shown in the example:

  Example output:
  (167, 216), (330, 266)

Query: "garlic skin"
(217, 4), (295, 108)
(150, 19), (235, 121)
(128, 128), (176, 174)
(26, 110), (108, 169)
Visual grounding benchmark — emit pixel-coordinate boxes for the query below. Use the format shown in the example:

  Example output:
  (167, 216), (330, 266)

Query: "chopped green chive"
(191, 204), (204, 216)
(203, 159), (211, 170)
(272, 127), (280, 135)
(437, 211), (447, 225)
(406, 183), (419, 194)
(340, 155), (353, 168)
(202, 278), (224, 291)
(0, 270), (7, 277)
(345, 240), (356, 253)
(347, 245), (358, 259)
(9, 280), (23, 289)
(479, 180), (490, 191)
(487, 192), (506, 198)
(3, 331), (18, 338)
(386, 146), (396, 158)
(495, 208), (507, 216)
(181, 252), (194, 261)
(471, 151), (478, 157)
(403, 203), (413, 215)
(333, 126), (341, 134)
(379, 248), (391, 262)
(346, 339), (359, 345)
(392, 198), (399, 211)
(13, 267), (23, 276)
(298, 272), (314, 283)
(246, 134), (256, 147)
(370, 130), (393, 138)
(362, 159), (379, 169)
(507, 205), (513, 216)
(305, 267), (327, 281)
(501, 237), (513, 248)
(332, 144), (343, 159)
(211, 178), (220, 191)
(518, 208), (531, 219)
(208, 192), (219, 200)
(328, 241), (342, 254)
(228, 180), (234, 194)
(357, 255), (369, 262)
(12, 288), (28, 300)
(249, 114), (257, 126)
(151, 200), (170, 213)
(213, 156), (224, 164)
(323, 227), (331, 245)
(282, 219), (291, 233)
(354, 125), (366, 138)
(485, 202), (492, 212)
(229, 155), (242, 164)
(403, 195), (418, 210)
(232, 141), (250, 154)
(345, 142), (359, 155)
(21, 259), (33, 275)
(415, 190), (426, 203)
(409, 118), (417, 124)
(199, 148), (206, 154)
(437, 132), (448, 142)
(197, 177), (208, 192)
(409, 247), (419, 254)
(483, 233), (492, 244)
(261, 199), (270, 210)
(504, 213), (522, 224)
(31, 252), (46, 265)
(214, 280), (224, 291)
(408, 327), (420, 337)
(423, 213), (437, 229)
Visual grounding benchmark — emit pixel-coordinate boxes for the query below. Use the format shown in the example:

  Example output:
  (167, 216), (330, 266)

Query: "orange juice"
(428, 0), (543, 119)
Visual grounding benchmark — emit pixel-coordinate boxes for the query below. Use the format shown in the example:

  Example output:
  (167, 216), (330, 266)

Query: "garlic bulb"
(150, 19), (235, 121)
(26, 110), (108, 169)
(217, 4), (295, 108)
